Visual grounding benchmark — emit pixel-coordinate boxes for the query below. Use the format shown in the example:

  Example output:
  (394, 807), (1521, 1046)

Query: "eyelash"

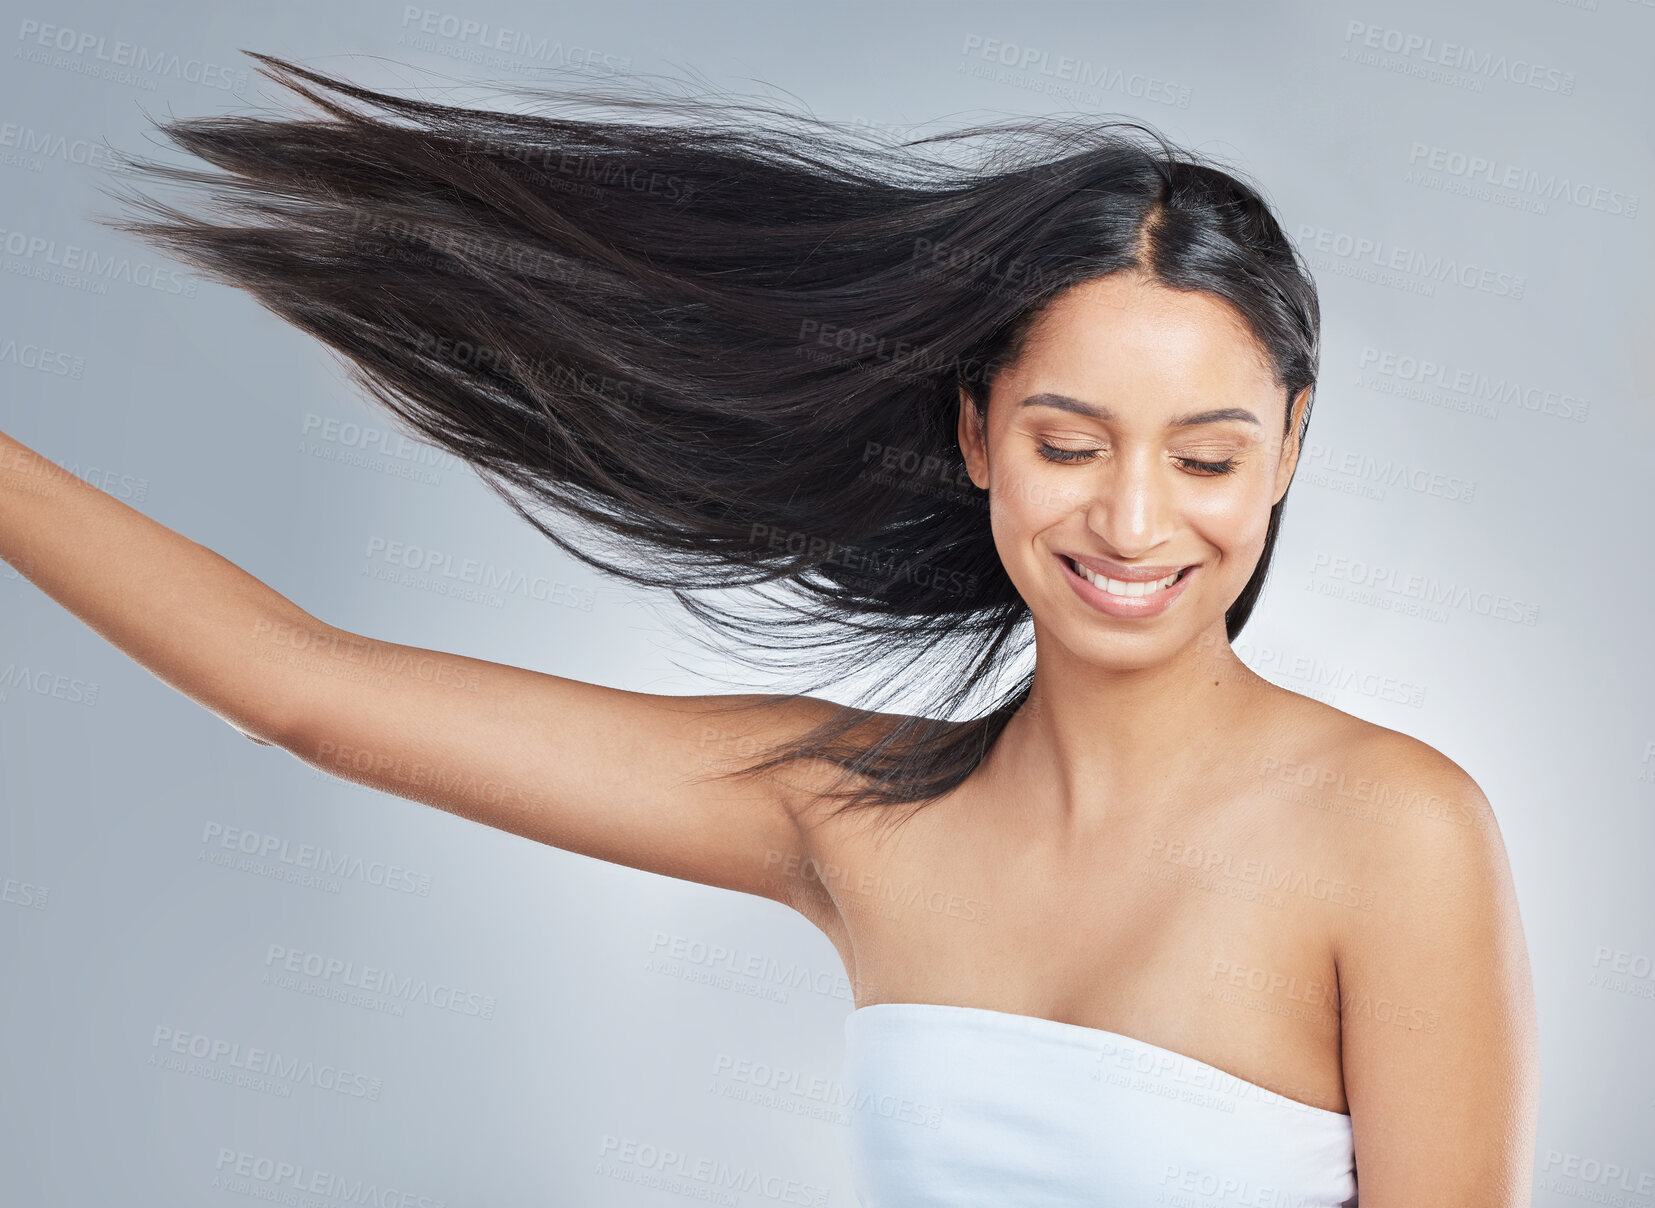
(1036, 444), (1238, 476)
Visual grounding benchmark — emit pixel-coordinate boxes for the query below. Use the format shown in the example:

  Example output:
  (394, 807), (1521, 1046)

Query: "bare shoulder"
(1250, 688), (1518, 938)
(721, 692), (918, 823)
(1273, 700), (1539, 1196)
(717, 692), (922, 939)
(1341, 709), (1500, 848)
(1266, 689), (1522, 953)
(1264, 688), (1501, 846)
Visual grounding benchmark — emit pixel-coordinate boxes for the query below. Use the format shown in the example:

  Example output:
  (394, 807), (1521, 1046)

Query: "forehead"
(1001, 273), (1278, 408)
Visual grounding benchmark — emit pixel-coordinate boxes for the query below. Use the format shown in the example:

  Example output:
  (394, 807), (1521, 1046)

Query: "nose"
(1081, 446), (1176, 558)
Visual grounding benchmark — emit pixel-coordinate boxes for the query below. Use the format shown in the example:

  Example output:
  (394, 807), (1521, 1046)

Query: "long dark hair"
(107, 54), (1319, 823)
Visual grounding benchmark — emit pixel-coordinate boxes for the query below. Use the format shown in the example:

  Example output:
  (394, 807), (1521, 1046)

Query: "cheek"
(985, 461), (1081, 547)
(1183, 473), (1276, 559)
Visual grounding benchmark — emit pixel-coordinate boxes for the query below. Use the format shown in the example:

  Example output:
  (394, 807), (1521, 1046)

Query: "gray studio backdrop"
(3, 0), (1651, 1203)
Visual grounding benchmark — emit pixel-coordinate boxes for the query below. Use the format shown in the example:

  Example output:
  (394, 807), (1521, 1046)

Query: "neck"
(989, 621), (1270, 838)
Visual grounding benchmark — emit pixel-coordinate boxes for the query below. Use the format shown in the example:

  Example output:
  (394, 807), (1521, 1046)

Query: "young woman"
(1, 55), (1537, 1206)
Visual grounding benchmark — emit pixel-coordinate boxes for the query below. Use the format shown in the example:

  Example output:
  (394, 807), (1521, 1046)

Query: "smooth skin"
(0, 272), (1537, 1205)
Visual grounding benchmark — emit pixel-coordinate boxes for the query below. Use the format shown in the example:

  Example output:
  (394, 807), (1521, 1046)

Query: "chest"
(801, 787), (1353, 1113)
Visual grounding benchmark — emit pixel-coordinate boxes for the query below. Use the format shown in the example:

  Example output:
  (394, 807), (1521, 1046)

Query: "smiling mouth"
(1064, 556), (1192, 598)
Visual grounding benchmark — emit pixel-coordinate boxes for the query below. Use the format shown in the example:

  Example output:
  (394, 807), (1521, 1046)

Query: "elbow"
(227, 713), (298, 750)
(236, 614), (348, 755)
(263, 708), (322, 760)
(230, 686), (320, 753)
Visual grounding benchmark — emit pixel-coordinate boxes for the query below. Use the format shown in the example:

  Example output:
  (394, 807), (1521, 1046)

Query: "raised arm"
(0, 428), (839, 914)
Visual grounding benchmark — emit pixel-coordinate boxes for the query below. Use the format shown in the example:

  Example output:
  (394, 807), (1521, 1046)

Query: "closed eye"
(1037, 444), (1238, 476)
(1178, 457), (1237, 475)
(1036, 443), (1098, 464)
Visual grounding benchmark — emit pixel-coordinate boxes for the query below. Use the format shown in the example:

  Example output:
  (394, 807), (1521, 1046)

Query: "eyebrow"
(1017, 392), (1262, 428)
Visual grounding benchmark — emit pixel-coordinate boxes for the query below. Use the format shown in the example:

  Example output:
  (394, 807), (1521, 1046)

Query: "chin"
(1040, 606), (1196, 669)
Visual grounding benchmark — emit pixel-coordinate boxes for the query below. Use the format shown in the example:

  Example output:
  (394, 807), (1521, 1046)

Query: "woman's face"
(957, 272), (1309, 670)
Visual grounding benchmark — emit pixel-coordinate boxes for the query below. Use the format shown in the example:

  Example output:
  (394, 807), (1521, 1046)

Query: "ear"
(1272, 385), (1312, 506)
(957, 386), (990, 490)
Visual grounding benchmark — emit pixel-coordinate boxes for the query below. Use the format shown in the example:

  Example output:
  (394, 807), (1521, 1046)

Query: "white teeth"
(1072, 559), (1181, 597)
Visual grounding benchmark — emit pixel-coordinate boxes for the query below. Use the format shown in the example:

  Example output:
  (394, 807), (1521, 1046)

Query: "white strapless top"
(843, 1002), (1357, 1206)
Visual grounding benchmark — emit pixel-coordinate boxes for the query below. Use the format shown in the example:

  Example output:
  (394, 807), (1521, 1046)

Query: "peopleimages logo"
(1234, 640), (1428, 708)
(200, 821), (433, 896)
(0, 661), (99, 706)
(0, 120), (118, 170)
(957, 33), (1193, 108)
(362, 535), (597, 611)
(1406, 143), (1639, 219)
(2, 874), (48, 910)
(1340, 20), (1575, 94)
(301, 413), (460, 471)
(0, 227), (197, 296)
(150, 1025), (384, 1100)
(1356, 347), (1590, 423)
(1296, 224), (1525, 299)
(212, 1149), (446, 1207)
(0, 337), (85, 378)
(1538, 1150), (1655, 1198)
(262, 943), (497, 1019)
(645, 930), (860, 1003)
(1298, 438), (1476, 504)
(14, 20), (250, 93)
(397, 7), (630, 73)
(1308, 552), (1540, 626)
(596, 1135), (831, 1207)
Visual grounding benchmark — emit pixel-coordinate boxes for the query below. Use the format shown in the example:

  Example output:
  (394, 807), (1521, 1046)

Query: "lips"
(1055, 551), (1198, 619)
(1065, 552), (1193, 582)
(1067, 559), (1185, 596)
